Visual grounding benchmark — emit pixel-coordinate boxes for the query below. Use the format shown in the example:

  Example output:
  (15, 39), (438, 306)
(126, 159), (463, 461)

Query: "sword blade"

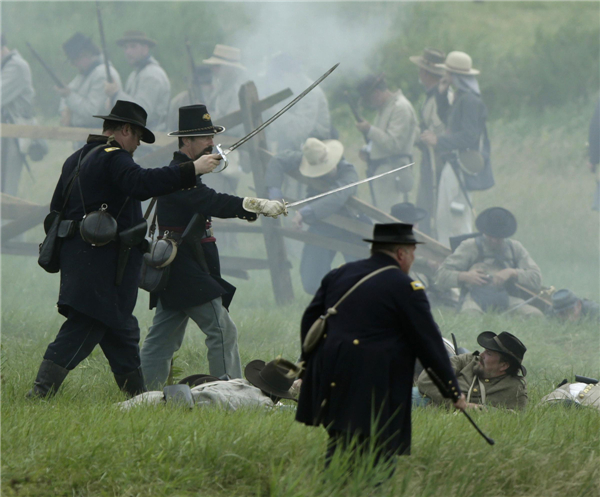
(286, 163), (414, 208)
(223, 63), (340, 154)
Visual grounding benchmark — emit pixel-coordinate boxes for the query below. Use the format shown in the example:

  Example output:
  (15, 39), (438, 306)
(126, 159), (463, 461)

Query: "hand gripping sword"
(285, 162), (414, 209)
(213, 63), (339, 173)
(426, 367), (495, 446)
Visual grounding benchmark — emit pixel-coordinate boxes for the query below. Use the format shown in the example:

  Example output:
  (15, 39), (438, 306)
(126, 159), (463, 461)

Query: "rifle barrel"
(26, 42), (66, 89)
(96, 1), (113, 83)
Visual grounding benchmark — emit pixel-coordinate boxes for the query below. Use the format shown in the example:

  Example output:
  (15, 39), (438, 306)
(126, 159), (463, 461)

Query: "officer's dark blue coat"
(296, 252), (461, 455)
(150, 151), (257, 311)
(49, 135), (197, 330)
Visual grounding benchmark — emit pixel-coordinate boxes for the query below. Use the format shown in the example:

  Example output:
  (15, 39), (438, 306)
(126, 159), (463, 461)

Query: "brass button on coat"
(353, 339), (359, 345)
(331, 382), (336, 387)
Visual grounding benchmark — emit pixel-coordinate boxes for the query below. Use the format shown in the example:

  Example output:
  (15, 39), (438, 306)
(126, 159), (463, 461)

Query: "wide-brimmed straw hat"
(436, 51), (480, 75)
(167, 104), (225, 137)
(409, 48), (446, 76)
(94, 100), (155, 144)
(202, 44), (246, 71)
(244, 358), (300, 401)
(477, 331), (527, 376)
(117, 30), (157, 48)
(363, 223), (423, 245)
(299, 138), (344, 178)
(475, 207), (517, 239)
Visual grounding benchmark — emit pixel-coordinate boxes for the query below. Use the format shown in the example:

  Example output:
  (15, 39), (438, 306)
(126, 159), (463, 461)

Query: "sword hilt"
(214, 144), (229, 173)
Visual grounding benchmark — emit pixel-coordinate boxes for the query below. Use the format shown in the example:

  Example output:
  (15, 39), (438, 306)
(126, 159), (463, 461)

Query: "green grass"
(2, 68), (600, 497)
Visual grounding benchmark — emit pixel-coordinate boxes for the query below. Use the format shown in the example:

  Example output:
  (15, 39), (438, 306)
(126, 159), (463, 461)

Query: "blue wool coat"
(296, 252), (461, 455)
(150, 151), (257, 311)
(49, 135), (196, 330)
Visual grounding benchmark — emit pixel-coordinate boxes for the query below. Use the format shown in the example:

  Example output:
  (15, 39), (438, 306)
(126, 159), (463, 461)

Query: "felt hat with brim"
(436, 51), (480, 75)
(390, 202), (428, 224)
(93, 100), (155, 144)
(167, 104), (225, 137)
(63, 32), (100, 60)
(475, 207), (517, 239)
(363, 223), (423, 244)
(178, 374), (221, 387)
(244, 358), (300, 401)
(357, 73), (385, 98)
(409, 48), (446, 76)
(203, 44), (246, 71)
(551, 289), (581, 313)
(117, 30), (156, 48)
(477, 331), (527, 376)
(299, 138), (344, 178)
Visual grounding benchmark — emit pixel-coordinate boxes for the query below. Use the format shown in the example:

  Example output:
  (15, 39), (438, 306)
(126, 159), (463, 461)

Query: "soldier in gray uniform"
(417, 331), (528, 411)
(551, 289), (599, 323)
(435, 207), (543, 317)
(1, 34), (37, 195)
(105, 31), (170, 133)
(58, 33), (122, 129)
(409, 48), (451, 236)
(356, 74), (418, 212)
(266, 138), (369, 295)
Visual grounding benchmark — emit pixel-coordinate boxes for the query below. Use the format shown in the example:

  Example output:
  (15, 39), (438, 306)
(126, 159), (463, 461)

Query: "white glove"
(243, 197), (288, 218)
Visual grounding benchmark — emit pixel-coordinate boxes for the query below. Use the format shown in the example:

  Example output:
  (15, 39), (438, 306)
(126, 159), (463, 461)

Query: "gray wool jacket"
(114, 56), (170, 131)
(59, 58), (122, 128)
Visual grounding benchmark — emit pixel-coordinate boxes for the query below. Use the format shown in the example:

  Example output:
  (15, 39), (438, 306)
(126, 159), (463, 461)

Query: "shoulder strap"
(474, 235), (485, 264)
(61, 143), (106, 199)
(330, 265), (399, 313)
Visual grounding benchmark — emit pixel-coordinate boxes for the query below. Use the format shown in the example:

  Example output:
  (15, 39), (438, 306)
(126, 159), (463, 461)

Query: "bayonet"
(214, 63), (339, 172)
(95, 1), (113, 83)
(285, 162), (414, 208)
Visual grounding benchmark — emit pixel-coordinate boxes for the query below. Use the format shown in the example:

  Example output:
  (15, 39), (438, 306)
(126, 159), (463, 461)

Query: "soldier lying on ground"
(415, 331), (528, 410)
(550, 288), (599, 323)
(118, 358), (299, 411)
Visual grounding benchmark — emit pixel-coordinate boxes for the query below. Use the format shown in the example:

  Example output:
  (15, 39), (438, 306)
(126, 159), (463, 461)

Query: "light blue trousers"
(140, 297), (242, 390)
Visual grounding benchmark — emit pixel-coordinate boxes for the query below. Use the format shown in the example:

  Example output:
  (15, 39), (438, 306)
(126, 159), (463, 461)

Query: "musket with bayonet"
(343, 90), (378, 205)
(214, 63), (340, 173)
(95, 1), (113, 83)
(343, 90), (368, 144)
(184, 37), (197, 102)
(26, 42), (66, 89)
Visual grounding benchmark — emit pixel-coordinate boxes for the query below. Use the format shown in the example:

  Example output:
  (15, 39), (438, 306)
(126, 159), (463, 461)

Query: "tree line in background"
(1, 1), (598, 121)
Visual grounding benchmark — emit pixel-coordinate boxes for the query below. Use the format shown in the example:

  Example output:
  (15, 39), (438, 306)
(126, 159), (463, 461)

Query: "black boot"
(26, 360), (69, 399)
(114, 368), (147, 398)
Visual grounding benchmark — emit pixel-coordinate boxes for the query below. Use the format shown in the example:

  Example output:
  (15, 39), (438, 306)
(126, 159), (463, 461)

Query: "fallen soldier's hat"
(477, 331), (527, 376)
(244, 358), (301, 401)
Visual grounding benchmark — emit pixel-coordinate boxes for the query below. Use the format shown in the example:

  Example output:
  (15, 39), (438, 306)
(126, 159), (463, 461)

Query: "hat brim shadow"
(409, 56), (446, 76)
(167, 125), (226, 137)
(93, 114), (155, 144)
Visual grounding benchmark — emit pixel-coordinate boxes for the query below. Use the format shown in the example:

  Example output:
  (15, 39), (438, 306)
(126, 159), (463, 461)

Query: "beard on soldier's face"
(194, 146), (214, 160)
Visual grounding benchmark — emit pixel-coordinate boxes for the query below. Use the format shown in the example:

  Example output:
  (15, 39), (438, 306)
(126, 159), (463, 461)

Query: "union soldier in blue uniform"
(140, 105), (288, 389)
(296, 223), (466, 467)
(28, 100), (224, 399)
